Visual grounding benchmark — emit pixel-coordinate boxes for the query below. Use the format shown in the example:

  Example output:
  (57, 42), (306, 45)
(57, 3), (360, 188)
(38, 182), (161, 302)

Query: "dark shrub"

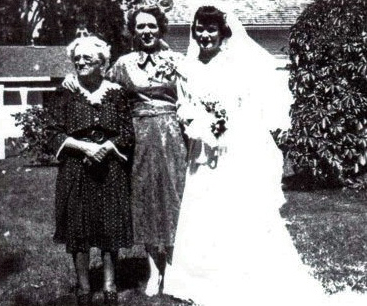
(12, 106), (55, 165)
(279, 0), (367, 186)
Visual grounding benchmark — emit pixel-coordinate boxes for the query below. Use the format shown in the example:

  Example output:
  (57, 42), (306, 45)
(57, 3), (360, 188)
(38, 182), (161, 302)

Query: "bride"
(156, 3), (367, 306)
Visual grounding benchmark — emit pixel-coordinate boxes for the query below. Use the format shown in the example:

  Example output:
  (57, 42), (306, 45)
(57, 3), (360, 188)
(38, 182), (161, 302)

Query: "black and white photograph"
(2, 0), (367, 305)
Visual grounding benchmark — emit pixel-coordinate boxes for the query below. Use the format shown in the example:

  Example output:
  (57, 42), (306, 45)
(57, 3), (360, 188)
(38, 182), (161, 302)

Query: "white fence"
(0, 78), (56, 159)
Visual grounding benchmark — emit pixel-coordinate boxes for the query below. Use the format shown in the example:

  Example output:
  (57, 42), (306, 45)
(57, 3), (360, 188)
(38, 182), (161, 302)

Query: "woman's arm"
(90, 88), (134, 162)
(47, 89), (70, 158)
(47, 90), (103, 162)
(61, 74), (80, 92)
(105, 89), (135, 155)
(61, 138), (104, 162)
(105, 57), (127, 85)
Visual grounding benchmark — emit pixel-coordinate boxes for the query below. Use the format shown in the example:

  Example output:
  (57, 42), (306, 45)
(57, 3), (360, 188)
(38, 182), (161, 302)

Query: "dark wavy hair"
(191, 6), (232, 41)
(127, 6), (168, 38)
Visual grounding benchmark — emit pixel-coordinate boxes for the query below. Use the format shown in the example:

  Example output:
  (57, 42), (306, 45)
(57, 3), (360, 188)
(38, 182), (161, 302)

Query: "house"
(0, 0), (312, 159)
(0, 46), (73, 158)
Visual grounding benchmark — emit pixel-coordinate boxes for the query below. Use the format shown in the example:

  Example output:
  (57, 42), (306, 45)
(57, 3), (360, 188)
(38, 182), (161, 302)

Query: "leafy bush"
(279, 0), (367, 186)
(12, 106), (55, 165)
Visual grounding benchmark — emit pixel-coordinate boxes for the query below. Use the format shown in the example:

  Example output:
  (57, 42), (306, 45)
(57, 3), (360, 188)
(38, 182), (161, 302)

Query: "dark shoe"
(76, 292), (92, 306)
(103, 291), (118, 306)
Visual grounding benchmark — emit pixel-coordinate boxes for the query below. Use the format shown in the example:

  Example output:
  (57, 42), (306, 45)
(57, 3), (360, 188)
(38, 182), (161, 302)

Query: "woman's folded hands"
(64, 137), (115, 163)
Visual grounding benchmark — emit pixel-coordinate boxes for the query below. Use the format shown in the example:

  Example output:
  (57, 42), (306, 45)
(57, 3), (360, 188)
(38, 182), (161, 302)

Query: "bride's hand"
(216, 145), (227, 156)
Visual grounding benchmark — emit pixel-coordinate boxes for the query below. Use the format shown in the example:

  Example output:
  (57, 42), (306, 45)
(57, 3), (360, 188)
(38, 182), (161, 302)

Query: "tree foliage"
(0, 0), (142, 61)
(279, 0), (367, 186)
(0, 0), (173, 61)
(0, 0), (40, 45)
(35, 0), (128, 63)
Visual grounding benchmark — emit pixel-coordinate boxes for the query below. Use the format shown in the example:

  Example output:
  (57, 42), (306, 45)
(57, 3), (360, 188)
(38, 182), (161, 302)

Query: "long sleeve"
(46, 89), (70, 159)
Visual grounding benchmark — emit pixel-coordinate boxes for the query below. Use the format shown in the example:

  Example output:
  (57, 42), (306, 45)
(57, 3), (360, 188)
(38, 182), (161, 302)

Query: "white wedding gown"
(163, 6), (367, 305)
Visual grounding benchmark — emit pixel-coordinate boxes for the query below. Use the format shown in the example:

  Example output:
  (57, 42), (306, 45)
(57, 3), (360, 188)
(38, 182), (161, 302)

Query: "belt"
(75, 130), (109, 144)
(131, 101), (177, 118)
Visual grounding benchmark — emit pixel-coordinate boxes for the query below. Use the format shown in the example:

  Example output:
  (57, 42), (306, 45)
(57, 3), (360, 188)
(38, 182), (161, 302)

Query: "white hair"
(66, 36), (111, 65)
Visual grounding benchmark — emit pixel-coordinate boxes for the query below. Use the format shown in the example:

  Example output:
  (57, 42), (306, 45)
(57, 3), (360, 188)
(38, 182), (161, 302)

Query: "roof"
(0, 46), (73, 78)
(166, 0), (314, 26)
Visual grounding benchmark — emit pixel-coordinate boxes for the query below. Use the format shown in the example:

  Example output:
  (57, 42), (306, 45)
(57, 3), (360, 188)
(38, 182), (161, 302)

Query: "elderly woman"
(105, 5), (187, 294)
(47, 36), (134, 306)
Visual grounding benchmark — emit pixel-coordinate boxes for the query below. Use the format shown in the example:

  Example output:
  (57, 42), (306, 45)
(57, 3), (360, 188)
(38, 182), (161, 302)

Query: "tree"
(35, 0), (128, 63)
(0, 0), (174, 61)
(0, 0), (137, 61)
(279, 0), (367, 186)
(0, 0), (39, 45)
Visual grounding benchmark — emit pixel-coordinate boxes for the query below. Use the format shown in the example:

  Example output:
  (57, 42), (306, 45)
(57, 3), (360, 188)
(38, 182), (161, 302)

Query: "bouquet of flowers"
(180, 92), (228, 147)
(201, 100), (228, 139)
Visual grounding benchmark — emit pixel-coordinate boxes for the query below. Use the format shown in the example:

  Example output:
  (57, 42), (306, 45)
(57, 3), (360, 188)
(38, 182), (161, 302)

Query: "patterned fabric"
(106, 51), (187, 263)
(47, 85), (134, 253)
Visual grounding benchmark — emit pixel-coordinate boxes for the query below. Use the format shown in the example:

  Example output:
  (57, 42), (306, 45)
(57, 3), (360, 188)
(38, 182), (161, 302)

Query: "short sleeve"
(105, 56), (128, 86)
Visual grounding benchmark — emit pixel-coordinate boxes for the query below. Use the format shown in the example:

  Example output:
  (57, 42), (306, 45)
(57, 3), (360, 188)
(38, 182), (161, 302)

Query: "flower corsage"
(148, 54), (184, 83)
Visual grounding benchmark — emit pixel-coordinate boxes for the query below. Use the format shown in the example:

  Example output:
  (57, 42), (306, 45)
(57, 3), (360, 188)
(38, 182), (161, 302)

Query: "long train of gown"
(163, 74), (367, 306)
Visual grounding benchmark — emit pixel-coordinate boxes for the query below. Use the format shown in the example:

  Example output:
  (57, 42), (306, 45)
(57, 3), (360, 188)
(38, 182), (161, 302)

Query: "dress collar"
(137, 51), (160, 69)
(78, 79), (120, 105)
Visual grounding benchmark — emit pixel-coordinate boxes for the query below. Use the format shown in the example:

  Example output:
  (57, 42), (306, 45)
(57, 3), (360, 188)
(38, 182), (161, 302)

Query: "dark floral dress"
(47, 84), (134, 253)
(106, 51), (187, 263)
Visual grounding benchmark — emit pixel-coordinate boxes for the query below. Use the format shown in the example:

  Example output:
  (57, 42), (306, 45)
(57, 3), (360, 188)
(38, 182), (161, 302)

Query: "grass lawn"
(1, 156), (367, 305)
(282, 186), (367, 294)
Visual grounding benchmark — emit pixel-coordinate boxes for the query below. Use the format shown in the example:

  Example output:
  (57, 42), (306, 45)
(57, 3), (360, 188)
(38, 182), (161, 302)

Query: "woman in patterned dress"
(48, 36), (134, 306)
(62, 5), (187, 295)
(106, 5), (187, 294)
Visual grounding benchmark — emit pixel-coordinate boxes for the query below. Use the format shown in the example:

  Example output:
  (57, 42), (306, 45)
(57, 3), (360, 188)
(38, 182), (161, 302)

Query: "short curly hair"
(127, 6), (168, 38)
(67, 36), (111, 66)
(191, 6), (232, 41)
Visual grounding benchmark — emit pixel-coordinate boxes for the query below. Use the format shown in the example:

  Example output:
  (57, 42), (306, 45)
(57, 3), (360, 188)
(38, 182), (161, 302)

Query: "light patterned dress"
(106, 50), (187, 263)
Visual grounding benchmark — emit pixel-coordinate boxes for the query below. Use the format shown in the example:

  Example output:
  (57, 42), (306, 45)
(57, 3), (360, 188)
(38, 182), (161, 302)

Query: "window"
(27, 91), (43, 105)
(4, 91), (21, 105)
